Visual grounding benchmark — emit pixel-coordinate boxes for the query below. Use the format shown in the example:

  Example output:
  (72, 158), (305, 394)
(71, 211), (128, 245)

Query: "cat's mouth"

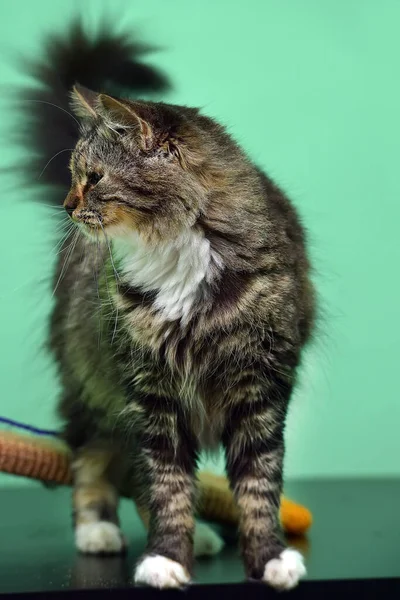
(67, 210), (110, 241)
(65, 202), (139, 242)
(68, 209), (103, 230)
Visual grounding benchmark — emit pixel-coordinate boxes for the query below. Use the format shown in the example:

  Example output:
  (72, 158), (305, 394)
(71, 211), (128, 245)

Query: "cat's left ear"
(97, 95), (154, 150)
(70, 84), (98, 120)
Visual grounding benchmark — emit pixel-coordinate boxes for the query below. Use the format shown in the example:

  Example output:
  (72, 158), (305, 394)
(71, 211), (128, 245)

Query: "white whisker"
(98, 219), (120, 283)
(52, 228), (80, 297)
(38, 148), (74, 180)
(26, 100), (80, 127)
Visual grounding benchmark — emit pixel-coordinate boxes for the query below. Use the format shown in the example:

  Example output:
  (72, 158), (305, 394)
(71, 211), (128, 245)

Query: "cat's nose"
(64, 204), (75, 217)
(64, 191), (80, 218)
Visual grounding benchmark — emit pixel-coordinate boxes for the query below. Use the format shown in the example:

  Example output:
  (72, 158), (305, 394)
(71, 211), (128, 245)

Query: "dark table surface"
(0, 478), (399, 597)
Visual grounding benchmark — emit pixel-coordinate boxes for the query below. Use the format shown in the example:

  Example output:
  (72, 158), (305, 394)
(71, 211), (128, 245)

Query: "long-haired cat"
(20, 21), (315, 590)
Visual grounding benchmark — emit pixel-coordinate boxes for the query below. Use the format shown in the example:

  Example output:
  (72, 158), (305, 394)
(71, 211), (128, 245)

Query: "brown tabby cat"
(23, 22), (315, 590)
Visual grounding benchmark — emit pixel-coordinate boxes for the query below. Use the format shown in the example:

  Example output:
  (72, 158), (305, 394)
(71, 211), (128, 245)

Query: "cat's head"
(65, 85), (227, 245)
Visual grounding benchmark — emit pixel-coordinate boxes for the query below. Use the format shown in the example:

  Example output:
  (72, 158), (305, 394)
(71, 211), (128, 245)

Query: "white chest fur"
(112, 230), (220, 322)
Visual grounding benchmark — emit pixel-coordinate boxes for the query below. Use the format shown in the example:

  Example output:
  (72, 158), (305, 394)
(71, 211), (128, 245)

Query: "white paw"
(75, 522), (125, 554)
(134, 555), (190, 589)
(263, 549), (306, 590)
(193, 522), (224, 557)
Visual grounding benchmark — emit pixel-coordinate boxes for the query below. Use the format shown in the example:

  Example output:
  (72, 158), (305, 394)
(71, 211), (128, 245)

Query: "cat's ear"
(97, 94), (154, 150)
(70, 84), (98, 120)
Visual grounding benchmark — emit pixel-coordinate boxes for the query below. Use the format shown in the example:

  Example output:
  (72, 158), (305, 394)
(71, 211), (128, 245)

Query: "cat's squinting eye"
(87, 172), (102, 186)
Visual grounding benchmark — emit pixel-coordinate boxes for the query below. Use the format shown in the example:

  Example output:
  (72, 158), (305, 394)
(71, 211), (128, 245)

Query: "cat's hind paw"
(194, 522), (224, 557)
(75, 522), (125, 554)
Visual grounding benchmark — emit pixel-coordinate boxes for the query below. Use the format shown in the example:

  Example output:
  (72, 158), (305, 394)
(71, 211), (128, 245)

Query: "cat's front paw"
(263, 549), (306, 590)
(134, 555), (191, 589)
(75, 522), (125, 554)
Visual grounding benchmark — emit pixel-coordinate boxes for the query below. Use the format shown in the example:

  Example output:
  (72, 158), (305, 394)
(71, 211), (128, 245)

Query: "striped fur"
(42, 28), (315, 590)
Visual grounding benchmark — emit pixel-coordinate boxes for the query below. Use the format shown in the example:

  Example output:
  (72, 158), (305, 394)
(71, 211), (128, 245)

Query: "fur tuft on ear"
(70, 84), (98, 119)
(97, 94), (154, 149)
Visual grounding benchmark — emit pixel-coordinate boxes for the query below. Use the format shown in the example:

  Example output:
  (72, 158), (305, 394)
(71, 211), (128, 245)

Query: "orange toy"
(0, 430), (312, 537)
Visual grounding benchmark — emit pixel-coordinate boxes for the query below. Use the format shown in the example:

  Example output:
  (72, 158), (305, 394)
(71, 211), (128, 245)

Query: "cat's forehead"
(77, 124), (111, 154)
(73, 124), (124, 171)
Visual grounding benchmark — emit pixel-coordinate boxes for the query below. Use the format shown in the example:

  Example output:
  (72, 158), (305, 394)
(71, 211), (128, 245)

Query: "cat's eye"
(87, 172), (102, 186)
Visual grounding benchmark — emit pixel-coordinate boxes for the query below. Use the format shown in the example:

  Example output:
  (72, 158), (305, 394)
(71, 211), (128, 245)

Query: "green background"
(0, 0), (399, 484)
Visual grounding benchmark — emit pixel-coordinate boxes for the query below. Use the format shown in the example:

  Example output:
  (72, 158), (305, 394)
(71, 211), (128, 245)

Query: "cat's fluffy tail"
(15, 19), (170, 204)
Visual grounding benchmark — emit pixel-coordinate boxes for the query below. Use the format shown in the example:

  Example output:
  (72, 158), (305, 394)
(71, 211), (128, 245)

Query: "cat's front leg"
(133, 394), (198, 589)
(222, 379), (306, 590)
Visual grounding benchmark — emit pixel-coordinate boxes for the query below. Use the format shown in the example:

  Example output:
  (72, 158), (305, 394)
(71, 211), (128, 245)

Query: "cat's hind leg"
(72, 445), (125, 555)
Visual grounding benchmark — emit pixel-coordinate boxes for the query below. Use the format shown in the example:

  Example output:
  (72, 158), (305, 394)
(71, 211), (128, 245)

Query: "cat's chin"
(77, 222), (106, 241)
